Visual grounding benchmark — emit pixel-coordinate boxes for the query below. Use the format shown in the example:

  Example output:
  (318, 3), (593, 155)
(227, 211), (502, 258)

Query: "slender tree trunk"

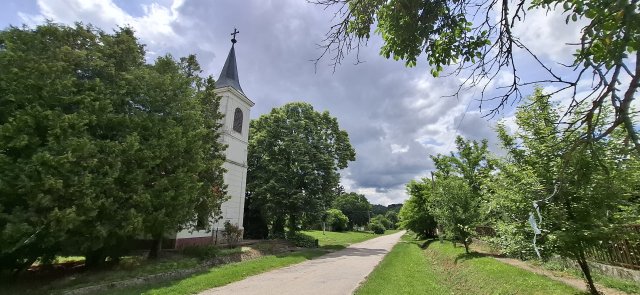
(288, 214), (298, 233)
(576, 247), (599, 295)
(273, 215), (285, 237)
(85, 250), (105, 268)
(463, 239), (470, 254)
(148, 235), (162, 259)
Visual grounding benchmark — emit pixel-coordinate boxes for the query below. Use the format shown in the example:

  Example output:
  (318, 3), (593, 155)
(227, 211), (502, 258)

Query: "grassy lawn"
(302, 229), (400, 250)
(356, 234), (585, 295)
(97, 249), (326, 295)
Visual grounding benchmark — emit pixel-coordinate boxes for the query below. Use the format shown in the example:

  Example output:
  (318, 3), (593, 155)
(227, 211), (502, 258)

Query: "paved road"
(199, 230), (406, 295)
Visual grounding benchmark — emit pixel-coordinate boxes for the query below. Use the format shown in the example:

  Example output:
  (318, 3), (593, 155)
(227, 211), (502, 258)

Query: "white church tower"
(173, 30), (254, 249)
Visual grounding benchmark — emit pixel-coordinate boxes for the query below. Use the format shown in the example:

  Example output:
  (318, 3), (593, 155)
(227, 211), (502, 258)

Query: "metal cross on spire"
(231, 28), (239, 44)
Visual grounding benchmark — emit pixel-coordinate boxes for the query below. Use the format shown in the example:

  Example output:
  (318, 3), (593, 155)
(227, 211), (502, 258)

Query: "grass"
(302, 229), (400, 250)
(356, 234), (585, 295)
(97, 249), (326, 295)
(537, 259), (640, 294)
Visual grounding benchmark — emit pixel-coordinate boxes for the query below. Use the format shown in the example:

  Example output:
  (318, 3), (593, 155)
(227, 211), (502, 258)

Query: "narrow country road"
(199, 230), (406, 295)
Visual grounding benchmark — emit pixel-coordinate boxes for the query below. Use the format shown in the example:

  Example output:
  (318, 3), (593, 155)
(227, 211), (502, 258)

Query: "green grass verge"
(302, 230), (400, 250)
(356, 234), (585, 295)
(97, 249), (326, 295)
(537, 259), (640, 294)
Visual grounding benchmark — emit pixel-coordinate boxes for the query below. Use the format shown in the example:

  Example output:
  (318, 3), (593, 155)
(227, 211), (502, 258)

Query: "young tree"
(314, 0), (640, 152)
(333, 192), (372, 229)
(431, 177), (480, 254)
(399, 180), (437, 238)
(492, 89), (637, 294)
(247, 102), (355, 236)
(326, 209), (349, 232)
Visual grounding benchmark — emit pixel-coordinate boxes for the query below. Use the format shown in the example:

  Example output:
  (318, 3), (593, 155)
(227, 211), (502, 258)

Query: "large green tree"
(490, 88), (637, 294)
(0, 23), (227, 269)
(314, 0), (640, 152)
(399, 180), (437, 238)
(332, 192), (371, 229)
(247, 102), (355, 236)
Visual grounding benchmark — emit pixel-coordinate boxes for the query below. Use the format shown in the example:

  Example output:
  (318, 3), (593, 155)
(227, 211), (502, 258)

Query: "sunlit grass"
(356, 234), (585, 295)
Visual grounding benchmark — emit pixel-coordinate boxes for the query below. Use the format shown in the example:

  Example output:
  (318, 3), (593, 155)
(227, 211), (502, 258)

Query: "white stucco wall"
(176, 87), (253, 241)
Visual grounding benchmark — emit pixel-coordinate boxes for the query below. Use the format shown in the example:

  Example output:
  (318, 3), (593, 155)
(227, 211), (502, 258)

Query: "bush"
(182, 245), (220, 260)
(369, 221), (386, 234)
(286, 232), (318, 248)
(326, 209), (349, 232)
(223, 221), (243, 247)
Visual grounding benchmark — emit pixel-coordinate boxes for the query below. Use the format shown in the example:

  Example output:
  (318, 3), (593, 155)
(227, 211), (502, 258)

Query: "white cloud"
(19, 0), (184, 47)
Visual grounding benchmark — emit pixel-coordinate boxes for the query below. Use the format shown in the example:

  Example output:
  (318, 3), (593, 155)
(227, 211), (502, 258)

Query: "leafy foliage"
(0, 23), (227, 270)
(399, 180), (437, 238)
(369, 221), (386, 234)
(326, 209), (349, 232)
(286, 232), (319, 248)
(223, 221), (243, 247)
(246, 102), (355, 236)
(332, 192), (371, 229)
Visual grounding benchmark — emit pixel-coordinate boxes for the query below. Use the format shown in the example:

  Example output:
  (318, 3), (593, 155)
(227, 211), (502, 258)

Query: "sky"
(0, 0), (587, 205)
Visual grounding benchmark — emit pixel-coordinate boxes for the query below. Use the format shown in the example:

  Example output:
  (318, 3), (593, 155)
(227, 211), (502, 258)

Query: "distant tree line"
(0, 23), (228, 272)
(399, 88), (640, 294)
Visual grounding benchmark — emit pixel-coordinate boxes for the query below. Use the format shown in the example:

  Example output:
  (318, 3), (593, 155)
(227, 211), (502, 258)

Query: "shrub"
(286, 232), (318, 248)
(369, 221), (386, 234)
(182, 245), (220, 260)
(223, 221), (243, 247)
(326, 209), (349, 232)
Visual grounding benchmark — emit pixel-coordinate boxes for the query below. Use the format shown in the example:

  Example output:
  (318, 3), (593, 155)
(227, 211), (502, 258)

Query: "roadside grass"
(356, 234), (585, 295)
(302, 229), (400, 250)
(536, 259), (640, 294)
(96, 249), (326, 295)
(3, 246), (246, 295)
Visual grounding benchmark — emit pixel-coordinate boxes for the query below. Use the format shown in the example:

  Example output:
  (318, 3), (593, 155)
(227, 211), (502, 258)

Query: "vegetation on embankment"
(356, 235), (583, 295)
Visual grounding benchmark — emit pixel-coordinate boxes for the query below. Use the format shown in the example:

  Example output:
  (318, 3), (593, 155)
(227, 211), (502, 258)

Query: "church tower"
(213, 29), (254, 233)
(173, 29), (254, 248)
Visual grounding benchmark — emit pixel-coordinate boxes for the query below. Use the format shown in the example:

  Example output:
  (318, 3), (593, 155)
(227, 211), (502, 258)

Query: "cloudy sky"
(0, 0), (585, 205)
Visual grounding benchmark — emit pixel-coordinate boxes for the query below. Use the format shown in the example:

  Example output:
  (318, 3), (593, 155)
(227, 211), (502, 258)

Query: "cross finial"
(231, 28), (239, 44)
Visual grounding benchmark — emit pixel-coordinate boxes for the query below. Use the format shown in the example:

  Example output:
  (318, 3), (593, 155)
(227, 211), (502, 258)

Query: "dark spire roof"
(216, 30), (243, 94)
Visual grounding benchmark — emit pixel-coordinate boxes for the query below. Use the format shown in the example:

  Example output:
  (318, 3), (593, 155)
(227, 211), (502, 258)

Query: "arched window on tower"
(233, 108), (243, 133)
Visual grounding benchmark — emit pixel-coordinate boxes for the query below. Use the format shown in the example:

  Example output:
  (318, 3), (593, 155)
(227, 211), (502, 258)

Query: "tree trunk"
(576, 247), (599, 295)
(288, 214), (298, 233)
(463, 240), (470, 254)
(148, 235), (162, 259)
(272, 215), (285, 237)
(84, 250), (105, 268)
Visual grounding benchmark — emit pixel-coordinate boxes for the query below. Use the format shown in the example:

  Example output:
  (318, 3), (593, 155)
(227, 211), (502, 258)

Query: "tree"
(247, 102), (355, 236)
(399, 180), (437, 238)
(314, 0), (640, 153)
(491, 88), (637, 294)
(0, 23), (227, 269)
(333, 192), (371, 229)
(131, 54), (228, 259)
(431, 177), (480, 254)
(326, 209), (349, 232)
(384, 211), (398, 229)
(371, 214), (393, 230)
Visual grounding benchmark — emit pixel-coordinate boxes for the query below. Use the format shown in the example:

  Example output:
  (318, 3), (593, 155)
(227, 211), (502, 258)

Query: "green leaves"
(0, 23), (227, 269)
(246, 102), (355, 236)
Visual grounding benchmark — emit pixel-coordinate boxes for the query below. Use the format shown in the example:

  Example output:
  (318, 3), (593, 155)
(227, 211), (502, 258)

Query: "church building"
(170, 31), (254, 249)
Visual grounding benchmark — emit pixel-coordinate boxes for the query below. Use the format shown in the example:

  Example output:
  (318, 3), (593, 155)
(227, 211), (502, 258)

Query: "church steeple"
(216, 28), (244, 94)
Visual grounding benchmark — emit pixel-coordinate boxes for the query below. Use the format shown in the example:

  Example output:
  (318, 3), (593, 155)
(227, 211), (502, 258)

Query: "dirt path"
(198, 231), (406, 295)
(470, 244), (629, 295)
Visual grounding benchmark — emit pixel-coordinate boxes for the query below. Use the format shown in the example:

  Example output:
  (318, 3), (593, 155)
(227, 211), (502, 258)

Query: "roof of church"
(216, 43), (244, 94)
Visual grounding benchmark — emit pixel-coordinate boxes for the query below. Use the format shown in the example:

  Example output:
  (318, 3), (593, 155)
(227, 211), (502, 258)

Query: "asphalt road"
(198, 230), (406, 295)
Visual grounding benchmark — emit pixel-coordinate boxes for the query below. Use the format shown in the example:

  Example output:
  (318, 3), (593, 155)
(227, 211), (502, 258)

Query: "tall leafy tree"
(399, 180), (437, 238)
(431, 176), (480, 253)
(247, 102), (355, 236)
(492, 89), (637, 294)
(0, 23), (227, 269)
(332, 192), (371, 229)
